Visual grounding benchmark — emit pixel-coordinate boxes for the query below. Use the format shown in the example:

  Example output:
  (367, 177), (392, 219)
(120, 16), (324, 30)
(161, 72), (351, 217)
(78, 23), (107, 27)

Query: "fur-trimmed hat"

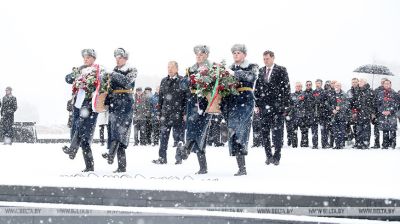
(144, 87), (152, 91)
(231, 44), (247, 54)
(135, 87), (143, 92)
(5, 86), (12, 91)
(193, 45), (210, 55)
(114, 48), (129, 59)
(81, 49), (96, 58)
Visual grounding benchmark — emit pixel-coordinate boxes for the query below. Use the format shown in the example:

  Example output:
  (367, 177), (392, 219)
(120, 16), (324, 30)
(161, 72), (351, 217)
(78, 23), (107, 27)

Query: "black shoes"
(82, 167), (94, 172)
(214, 142), (225, 147)
(234, 169), (247, 176)
(265, 157), (274, 165)
(195, 169), (208, 174)
(62, 146), (77, 160)
(152, 158), (167, 164)
(113, 168), (126, 173)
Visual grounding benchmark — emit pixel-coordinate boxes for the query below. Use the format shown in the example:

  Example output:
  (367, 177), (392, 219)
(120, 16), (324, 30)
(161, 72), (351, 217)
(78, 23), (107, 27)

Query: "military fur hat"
(193, 45), (210, 55)
(5, 86), (12, 91)
(81, 49), (96, 59)
(231, 44), (247, 54)
(145, 87), (152, 91)
(114, 48), (129, 59)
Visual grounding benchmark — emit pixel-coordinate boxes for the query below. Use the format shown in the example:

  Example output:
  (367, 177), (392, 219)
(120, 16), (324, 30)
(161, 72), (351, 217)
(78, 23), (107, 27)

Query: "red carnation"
(298, 95), (304, 101)
(336, 98), (342, 103)
(190, 75), (196, 85)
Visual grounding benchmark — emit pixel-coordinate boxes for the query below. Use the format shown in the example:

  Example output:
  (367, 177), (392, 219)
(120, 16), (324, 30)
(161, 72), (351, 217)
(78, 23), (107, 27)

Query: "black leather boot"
(103, 141), (120, 164)
(195, 151), (208, 174)
(234, 155), (247, 176)
(62, 132), (81, 160)
(81, 143), (94, 172)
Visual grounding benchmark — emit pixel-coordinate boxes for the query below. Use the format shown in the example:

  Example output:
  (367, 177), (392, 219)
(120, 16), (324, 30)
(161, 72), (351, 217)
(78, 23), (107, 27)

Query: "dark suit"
(254, 64), (290, 163)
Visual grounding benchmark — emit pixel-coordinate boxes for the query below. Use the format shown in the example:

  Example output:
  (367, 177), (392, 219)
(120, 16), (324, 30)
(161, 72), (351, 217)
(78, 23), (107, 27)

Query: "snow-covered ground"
(0, 142), (399, 200)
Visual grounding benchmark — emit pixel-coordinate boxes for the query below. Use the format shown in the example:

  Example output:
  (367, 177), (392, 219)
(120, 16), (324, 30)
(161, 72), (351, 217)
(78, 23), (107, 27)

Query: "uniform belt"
(112, 89), (133, 94)
(237, 87), (253, 92)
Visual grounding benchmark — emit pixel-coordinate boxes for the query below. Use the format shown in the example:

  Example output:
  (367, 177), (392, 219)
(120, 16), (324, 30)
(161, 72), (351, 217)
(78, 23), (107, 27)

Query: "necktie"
(264, 68), (271, 82)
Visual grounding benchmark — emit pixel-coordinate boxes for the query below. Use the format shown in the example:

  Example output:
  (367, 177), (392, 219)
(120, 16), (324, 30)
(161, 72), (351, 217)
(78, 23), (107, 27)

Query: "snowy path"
(0, 143), (399, 199)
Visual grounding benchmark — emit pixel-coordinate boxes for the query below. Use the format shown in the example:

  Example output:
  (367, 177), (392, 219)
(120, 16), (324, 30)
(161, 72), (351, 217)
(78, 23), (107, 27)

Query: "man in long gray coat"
(1, 87), (17, 145)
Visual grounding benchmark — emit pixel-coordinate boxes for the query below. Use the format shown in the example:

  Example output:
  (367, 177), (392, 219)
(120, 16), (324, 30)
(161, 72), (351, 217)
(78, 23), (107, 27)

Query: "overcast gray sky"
(0, 0), (399, 125)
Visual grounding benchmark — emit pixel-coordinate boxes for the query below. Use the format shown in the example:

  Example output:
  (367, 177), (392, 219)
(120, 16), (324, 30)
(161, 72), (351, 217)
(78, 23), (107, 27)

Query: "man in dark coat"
(62, 49), (100, 172)
(329, 82), (350, 149)
(302, 80), (314, 147)
(346, 78), (359, 146)
(254, 50), (290, 166)
(150, 86), (160, 146)
(310, 79), (324, 149)
(144, 87), (153, 145)
(102, 48), (137, 173)
(1, 87), (18, 145)
(133, 87), (151, 145)
(375, 79), (398, 149)
(288, 82), (308, 148)
(371, 78), (388, 148)
(353, 79), (374, 149)
(152, 61), (187, 165)
(178, 45), (212, 174)
(221, 44), (258, 176)
(320, 81), (334, 148)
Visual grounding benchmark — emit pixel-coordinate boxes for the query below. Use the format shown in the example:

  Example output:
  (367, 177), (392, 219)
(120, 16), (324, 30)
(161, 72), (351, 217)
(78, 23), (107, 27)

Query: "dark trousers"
(311, 122), (319, 147)
(382, 131), (396, 148)
(252, 116), (262, 147)
(172, 123), (185, 145)
(373, 123), (380, 147)
(291, 120), (308, 148)
(260, 111), (284, 161)
(346, 123), (355, 142)
(285, 119), (293, 146)
(134, 120), (147, 145)
(151, 119), (160, 145)
(145, 117), (152, 145)
(355, 120), (371, 148)
(159, 120), (184, 160)
(207, 115), (223, 145)
(321, 120), (333, 148)
(332, 120), (346, 148)
(99, 124), (107, 144)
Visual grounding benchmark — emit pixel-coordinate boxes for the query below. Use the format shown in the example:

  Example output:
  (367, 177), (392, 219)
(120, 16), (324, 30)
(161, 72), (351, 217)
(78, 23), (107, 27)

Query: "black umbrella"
(353, 64), (395, 88)
(353, 64), (394, 76)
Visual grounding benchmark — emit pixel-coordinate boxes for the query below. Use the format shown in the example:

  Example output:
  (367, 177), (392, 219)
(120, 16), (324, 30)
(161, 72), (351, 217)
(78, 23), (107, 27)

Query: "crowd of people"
(62, 45), (400, 176)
